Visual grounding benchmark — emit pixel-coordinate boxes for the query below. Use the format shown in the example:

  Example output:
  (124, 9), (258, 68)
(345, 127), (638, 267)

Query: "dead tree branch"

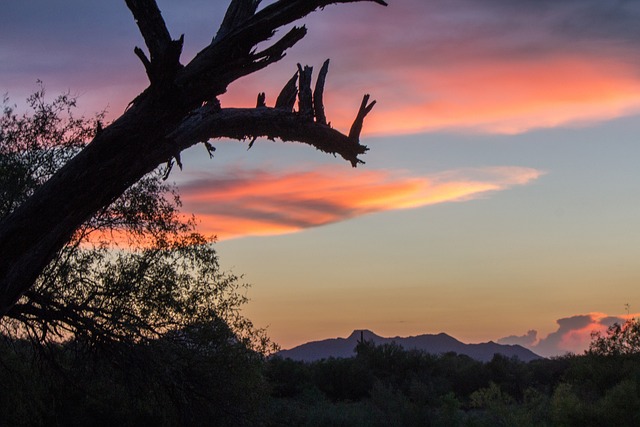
(349, 94), (377, 141)
(0, 0), (387, 317)
(313, 59), (330, 125)
(297, 64), (314, 119)
(125, 0), (184, 86)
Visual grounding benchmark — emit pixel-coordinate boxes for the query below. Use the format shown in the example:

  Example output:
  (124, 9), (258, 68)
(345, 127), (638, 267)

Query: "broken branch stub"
(256, 92), (267, 108)
(348, 94), (376, 141)
(313, 59), (330, 125)
(297, 64), (314, 119)
(192, 61), (375, 166)
(275, 72), (299, 111)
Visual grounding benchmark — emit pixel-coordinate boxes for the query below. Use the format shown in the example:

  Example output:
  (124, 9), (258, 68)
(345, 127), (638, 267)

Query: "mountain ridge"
(277, 329), (541, 362)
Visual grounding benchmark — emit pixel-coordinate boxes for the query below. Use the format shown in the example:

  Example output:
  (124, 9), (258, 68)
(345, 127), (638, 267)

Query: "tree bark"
(0, 0), (386, 317)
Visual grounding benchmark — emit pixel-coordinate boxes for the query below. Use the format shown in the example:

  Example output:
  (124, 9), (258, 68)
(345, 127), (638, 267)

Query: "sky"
(3, 0), (640, 357)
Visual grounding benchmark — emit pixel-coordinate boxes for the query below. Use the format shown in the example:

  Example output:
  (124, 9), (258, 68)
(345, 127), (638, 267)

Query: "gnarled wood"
(0, 0), (386, 317)
(214, 0), (262, 42)
(297, 64), (314, 119)
(125, 0), (183, 86)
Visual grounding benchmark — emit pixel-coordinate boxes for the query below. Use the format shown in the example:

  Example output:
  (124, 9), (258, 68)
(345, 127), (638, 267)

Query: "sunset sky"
(3, 0), (640, 357)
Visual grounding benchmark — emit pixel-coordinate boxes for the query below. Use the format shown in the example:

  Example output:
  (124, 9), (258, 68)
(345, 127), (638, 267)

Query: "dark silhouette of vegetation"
(0, 0), (386, 319)
(0, 322), (268, 427)
(0, 91), (274, 426)
(6, 329), (640, 426)
(5, 331), (640, 426)
(588, 317), (640, 356)
(263, 339), (640, 426)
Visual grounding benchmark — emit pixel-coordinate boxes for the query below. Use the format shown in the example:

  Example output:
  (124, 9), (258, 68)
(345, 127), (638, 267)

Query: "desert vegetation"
(3, 322), (640, 426)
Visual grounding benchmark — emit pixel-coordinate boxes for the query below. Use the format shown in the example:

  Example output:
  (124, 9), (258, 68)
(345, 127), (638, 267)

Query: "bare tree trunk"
(0, 0), (386, 316)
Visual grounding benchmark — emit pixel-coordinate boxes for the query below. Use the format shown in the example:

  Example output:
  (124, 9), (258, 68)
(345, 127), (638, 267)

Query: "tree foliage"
(0, 85), (96, 217)
(0, 90), (274, 354)
(588, 317), (640, 356)
(263, 340), (640, 426)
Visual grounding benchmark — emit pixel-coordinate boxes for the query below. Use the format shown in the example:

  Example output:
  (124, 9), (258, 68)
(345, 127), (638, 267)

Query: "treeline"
(3, 335), (640, 427)
(0, 321), (267, 427)
(264, 340), (640, 426)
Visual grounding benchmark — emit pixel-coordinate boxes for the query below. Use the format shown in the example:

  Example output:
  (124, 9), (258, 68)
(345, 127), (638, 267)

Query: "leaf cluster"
(0, 84), (99, 217)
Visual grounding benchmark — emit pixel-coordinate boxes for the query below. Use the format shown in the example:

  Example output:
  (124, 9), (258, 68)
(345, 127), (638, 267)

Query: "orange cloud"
(178, 166), (543, 240)
(220, 1), (640, 137)
(222, 53), (640, 137)
(370, 56), (640, 135)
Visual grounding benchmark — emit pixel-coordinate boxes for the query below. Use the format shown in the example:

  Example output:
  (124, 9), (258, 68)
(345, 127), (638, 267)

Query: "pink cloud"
(178, 166), (542, 240)
(221, 0), (640, 135)
(501, 312), (639, 358)
(7, 1), (640, 137)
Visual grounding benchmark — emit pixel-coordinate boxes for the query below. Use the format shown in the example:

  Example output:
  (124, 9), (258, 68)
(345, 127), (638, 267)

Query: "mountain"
(277, 330), (541, 362)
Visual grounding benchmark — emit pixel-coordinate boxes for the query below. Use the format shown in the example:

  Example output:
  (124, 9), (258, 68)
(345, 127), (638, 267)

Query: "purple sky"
(3, 0), (640, 355)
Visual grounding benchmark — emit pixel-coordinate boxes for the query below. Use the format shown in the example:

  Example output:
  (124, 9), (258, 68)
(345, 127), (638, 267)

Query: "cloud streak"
(178, 166), (543, 240)
(223, 0), (640, 135)
(6, 1), (640, 135)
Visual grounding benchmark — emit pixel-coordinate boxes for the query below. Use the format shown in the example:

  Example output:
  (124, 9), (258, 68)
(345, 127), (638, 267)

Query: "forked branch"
(170, 61), (375, 166)
(349, 94), (376, 141)
(214, 0), (262, 42)
(170, 106), (370, 167)
(125, 0), (184, 86)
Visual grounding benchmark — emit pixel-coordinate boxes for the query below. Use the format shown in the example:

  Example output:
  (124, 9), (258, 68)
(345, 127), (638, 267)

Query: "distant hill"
(277, 330), (542, 362)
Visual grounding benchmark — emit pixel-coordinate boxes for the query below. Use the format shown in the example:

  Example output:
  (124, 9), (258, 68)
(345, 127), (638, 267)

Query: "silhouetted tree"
(588, 318), (640, 356)
(0, 91), (274, 425)
(0, 89), (273, 354)
(0, 0), (386, 317)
